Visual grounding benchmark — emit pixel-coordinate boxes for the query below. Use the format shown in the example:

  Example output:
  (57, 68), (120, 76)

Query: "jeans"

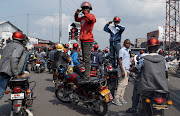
(0, 74), (11, 100)
(21, 51), (29, 74)
(110, 43), (121, 68)
(132, 80), (139, 109)
(81, 42), (93, 78)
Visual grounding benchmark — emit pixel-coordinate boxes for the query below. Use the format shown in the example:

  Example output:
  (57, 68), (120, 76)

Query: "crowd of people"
(0, 1), (172, 115)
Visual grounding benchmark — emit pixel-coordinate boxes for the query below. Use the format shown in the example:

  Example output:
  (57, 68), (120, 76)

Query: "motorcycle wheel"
(55, 83), (71, 103)
(13, 108), (28, 116)
(92, 100), (108, 116)
(176, 69), (180, 78)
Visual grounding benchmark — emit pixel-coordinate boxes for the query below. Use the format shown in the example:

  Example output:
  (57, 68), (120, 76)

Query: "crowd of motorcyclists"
(0, 1), (178, 116)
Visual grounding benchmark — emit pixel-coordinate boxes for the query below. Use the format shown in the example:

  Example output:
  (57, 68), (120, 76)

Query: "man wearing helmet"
(0, 31), (27, 100)
(74, 1), (96, 78)
(71, 43), (84, 78)
(126, 37), (168, 114)
(104, 16), (125, 68)
(91, 44), (103, 76)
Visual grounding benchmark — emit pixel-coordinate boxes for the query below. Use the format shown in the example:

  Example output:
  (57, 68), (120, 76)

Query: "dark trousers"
(110, 43), (121, 68)
(132, 80), (139, 109)
(73, 66), (84, 79)
(81, 42), (93, 78)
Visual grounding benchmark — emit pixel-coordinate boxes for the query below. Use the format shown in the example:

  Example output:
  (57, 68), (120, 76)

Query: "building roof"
(0, 21), (22, 32)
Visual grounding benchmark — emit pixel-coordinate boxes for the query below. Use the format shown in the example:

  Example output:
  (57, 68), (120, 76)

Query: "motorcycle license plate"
(11, 93), (24, 100)
(36, 64), (40, 66)
(153, 104), (168, 110)
(105, 93), (113, 102)
(101, 89), (110, 96)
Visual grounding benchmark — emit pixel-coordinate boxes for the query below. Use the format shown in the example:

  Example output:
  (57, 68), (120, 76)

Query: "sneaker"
(112, 98), (122, 106)
(119, 98), (127, 104)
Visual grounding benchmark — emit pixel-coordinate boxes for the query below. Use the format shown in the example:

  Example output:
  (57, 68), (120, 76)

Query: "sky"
(0, 0), (166, 49)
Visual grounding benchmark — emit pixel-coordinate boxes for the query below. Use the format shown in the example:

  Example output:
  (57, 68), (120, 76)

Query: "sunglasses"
(82, 6), (90, 10)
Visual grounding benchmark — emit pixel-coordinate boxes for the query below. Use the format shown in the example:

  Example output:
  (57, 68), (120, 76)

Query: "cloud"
(94, 17), (108, 31)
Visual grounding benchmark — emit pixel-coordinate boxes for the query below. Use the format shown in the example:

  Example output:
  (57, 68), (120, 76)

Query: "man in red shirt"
(74, 1), (96, 78)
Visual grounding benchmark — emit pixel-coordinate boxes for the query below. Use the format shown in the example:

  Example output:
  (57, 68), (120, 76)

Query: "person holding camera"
(104, 16), (125, 68)
(74, 1), (96, 78)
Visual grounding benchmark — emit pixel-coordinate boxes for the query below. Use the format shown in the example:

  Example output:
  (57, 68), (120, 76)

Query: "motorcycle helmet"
(12, 31), (24, 41)
(56, 44), (64, 51)
(94, 44), (99, 49)
(80, 1), (92, 10)
(147, 37), (159, 47)
(140, 50), (144, 54)
(73, 43), (78, 48)
(113, 16), (120, 22)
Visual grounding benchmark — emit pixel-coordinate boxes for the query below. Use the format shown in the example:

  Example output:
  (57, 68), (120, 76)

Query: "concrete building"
(135, 38), (147, 48)
(0, 21), (22, 48)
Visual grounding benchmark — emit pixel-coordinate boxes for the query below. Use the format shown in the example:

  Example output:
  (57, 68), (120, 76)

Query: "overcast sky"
(0, 0), (165, 49)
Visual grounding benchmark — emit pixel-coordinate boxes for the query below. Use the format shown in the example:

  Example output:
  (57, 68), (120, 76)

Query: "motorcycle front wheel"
(92, 99), (108, 116)
(55, 83), (71, 103)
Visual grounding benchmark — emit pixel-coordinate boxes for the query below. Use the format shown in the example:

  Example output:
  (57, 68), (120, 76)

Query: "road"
(0, 71), (180, 116)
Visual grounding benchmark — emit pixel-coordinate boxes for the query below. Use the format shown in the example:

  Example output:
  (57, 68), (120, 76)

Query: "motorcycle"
(4, 76), (36, 116)
(90, 64), (100, 77)
(138, 90), (173, 116)
(104, 63), (118, 98)
(34, 60), (45, 73)
(47, 59), (52, 73)
(55, 67), (113, 116)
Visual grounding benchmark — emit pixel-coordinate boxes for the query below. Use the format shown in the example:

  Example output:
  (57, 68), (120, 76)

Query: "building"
(26, 36), (39, 50)
(147, 26), (180, 42)
(135, 38), (147, 48)
(0, 21), (22, 48)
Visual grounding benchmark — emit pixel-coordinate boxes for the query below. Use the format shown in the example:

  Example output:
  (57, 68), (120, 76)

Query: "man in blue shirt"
(104, 16), (125, 68)
(112, 39), (130, 106)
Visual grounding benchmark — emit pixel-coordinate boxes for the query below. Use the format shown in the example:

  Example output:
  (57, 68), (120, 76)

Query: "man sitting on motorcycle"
(71, 43), (84, 79)
(51, 44), (69, 82)
(91, 44), (103, 77)
(0, 31), (27, 100)
(35, 48), (47, 70)
(127, 37), (169, 114)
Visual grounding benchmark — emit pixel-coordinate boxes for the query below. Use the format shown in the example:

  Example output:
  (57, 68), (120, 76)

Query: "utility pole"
(59, 0), (62, 43)
(27, 14), (29, 37)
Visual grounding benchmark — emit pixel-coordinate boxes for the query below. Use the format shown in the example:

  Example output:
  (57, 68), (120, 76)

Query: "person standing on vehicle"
(0, 31), (27, 100)
(104, 16), (125, 68)
(112, 39), (131, 106)
(74, 1), (96, 78)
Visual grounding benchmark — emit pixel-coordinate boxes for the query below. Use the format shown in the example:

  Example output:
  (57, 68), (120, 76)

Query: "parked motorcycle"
(55, 69), (113, 116)
(4, 76), (36, 116)
(138, 90), (173, 116)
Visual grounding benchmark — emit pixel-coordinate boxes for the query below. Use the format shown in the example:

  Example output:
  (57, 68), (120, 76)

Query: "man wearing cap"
(74, 1), (96, 78)
(104, 16), (125, 68)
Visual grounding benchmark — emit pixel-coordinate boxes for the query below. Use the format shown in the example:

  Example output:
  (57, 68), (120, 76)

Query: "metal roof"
(0, 21), (22, 32)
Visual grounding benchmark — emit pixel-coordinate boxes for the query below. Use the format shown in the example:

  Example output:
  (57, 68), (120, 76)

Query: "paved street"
(0, 71), (180, 116)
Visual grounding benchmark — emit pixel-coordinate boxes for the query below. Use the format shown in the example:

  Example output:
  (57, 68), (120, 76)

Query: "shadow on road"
(49, 98), (96, 115)
(45, 78), (53, 82)
(0, 103), (11, 116)
(45, 86), (55, 93)
(169, 89), (180, 112)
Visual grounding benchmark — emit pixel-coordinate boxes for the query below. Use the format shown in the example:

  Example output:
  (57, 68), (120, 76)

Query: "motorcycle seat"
(79, 77), (104, 84)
